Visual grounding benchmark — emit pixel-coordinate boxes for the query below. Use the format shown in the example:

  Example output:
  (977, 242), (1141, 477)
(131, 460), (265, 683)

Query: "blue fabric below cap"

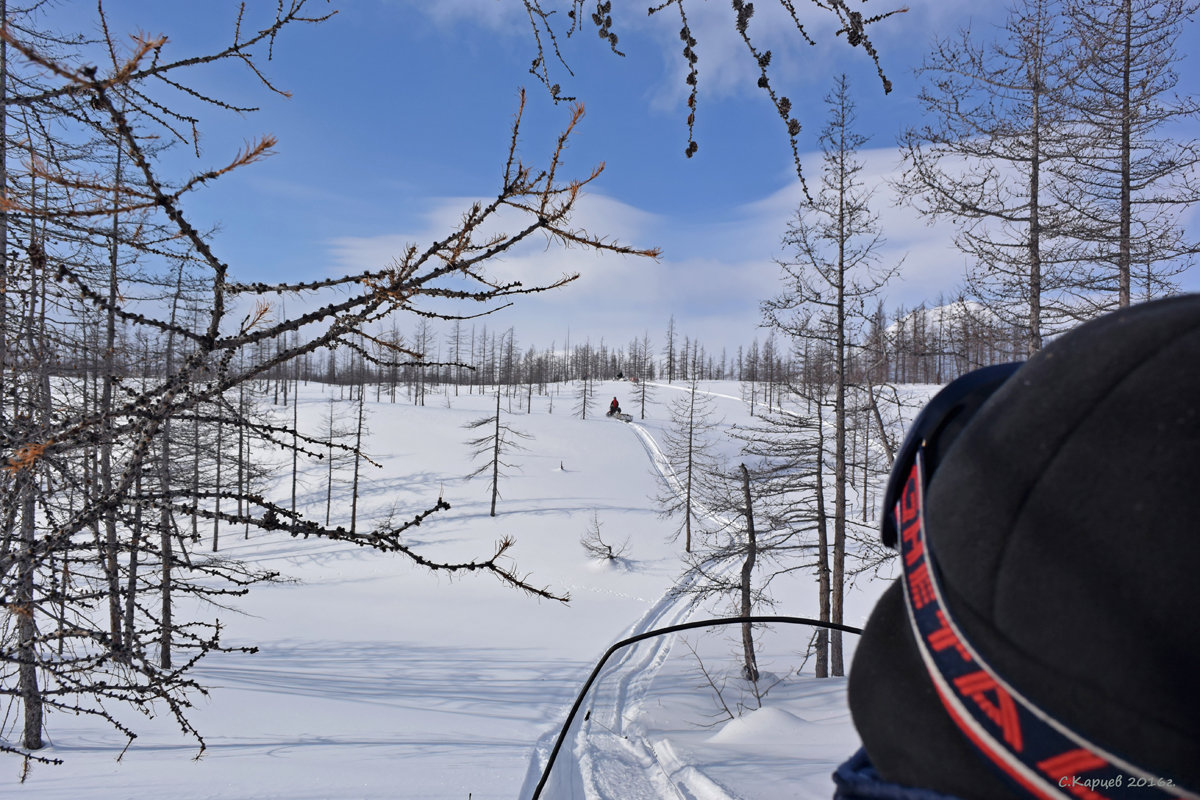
(834, 749), (968, 800)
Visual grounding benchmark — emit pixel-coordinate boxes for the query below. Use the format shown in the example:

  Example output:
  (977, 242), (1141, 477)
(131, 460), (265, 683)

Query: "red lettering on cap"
(903, 525), (924, 566)
(928, 610), (971, 663)
(908, 563), (936, 610)
(900, 466), (921, 526)
(954, 670), (1024, 752)
(1036, 749), (1112, 800)
(1037, 748), (1108, 779)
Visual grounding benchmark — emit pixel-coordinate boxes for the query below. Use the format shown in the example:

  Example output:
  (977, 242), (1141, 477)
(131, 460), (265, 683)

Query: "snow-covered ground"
(12, 380), (899, 799)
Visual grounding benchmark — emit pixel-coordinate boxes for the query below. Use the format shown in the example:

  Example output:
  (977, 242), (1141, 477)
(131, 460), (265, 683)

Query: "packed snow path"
(523, 405), (746, 800)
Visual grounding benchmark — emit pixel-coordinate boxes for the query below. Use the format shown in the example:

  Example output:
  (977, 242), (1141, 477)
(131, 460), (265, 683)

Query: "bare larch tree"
(0, 1), (655, 764)
(896, 0), (1083, 354)
(465, 390), (533, 517)
(763, 74), (896, 675)
(1058, 0), (1200, 308)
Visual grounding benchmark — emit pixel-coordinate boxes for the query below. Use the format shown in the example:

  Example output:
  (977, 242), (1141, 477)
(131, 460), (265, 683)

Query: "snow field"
(13, 379), (896, 799)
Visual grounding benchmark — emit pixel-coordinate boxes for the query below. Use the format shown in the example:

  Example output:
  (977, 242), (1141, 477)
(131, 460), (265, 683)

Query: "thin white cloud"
(324, 140), (972, 358)
(732, 143), (967, 310)
(398, 0), (528, 33)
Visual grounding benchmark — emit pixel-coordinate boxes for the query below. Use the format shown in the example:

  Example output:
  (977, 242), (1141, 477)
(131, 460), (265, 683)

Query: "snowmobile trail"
(523, 418), (742, 800)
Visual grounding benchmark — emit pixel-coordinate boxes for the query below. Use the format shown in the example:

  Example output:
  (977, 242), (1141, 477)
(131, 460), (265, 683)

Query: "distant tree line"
(257, 295), (1026, 407)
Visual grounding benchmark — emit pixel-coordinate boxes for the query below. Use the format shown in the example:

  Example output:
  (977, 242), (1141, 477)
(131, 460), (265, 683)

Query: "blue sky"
(41, 0), (1200, 357)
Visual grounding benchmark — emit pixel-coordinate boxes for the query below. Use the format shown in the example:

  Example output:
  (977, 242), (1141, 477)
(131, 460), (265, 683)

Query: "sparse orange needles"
(4, 441), (53, 475)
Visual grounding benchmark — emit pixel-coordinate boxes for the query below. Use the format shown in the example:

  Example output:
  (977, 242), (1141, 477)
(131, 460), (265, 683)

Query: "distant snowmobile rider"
(837, 294), (1200, 800)
(608, 397), (621, 416)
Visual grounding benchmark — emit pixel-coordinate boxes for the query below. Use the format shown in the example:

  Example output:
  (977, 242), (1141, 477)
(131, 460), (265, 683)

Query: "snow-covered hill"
(15, 380), (896, 800)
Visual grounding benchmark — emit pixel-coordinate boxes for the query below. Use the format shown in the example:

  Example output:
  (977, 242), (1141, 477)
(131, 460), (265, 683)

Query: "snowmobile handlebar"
(529, 614), (864, 800)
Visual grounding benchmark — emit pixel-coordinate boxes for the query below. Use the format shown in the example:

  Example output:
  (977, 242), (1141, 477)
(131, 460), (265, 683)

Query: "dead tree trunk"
(101, 144), (125, 656)
(489, 391), (501, 517)
(738, 464), (760, 683)
(212, 405), (223, 552)
(350, 380), (366, 533)
(814, 402), (831, 679)
(18, 476), (43, 750)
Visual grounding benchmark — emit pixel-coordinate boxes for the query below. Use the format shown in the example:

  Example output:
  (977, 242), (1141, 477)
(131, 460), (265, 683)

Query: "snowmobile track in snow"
(524, 399), (744, 800)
